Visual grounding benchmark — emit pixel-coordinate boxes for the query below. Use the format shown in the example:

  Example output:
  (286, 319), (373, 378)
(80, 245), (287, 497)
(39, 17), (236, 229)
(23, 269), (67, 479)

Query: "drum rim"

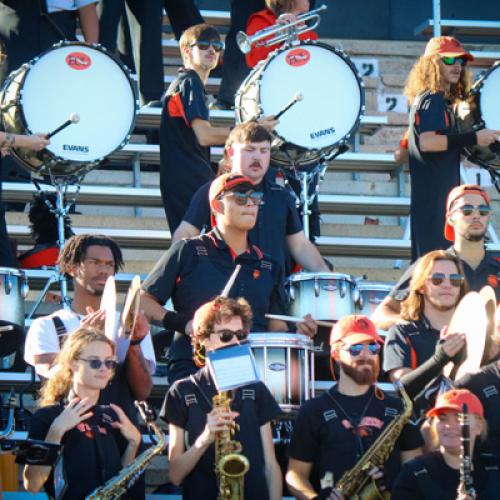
(235, 40), (365, 167)
(357, 282), (394, 291)
(286, 271), (356, 284)
(0, 267), (26, 278)
(247, 332), (313, 348)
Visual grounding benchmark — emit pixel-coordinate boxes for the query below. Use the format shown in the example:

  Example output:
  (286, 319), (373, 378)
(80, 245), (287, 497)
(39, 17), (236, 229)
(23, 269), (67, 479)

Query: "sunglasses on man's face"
(78, 358), (117, 370)
(441, 56), (467, 67)
(211, 329), (248, 343)
(343, 343), (381, 356)
(428, 273), (464, 287)
(223, 191), (264, 206)
(454, 204), (491, 217)
(191, 40), (224, 52)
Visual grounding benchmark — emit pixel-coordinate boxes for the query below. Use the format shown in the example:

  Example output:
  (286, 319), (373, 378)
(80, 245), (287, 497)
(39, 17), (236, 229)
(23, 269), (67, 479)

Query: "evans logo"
(63, 144), (89, 153)
(310, 127), (336, 140)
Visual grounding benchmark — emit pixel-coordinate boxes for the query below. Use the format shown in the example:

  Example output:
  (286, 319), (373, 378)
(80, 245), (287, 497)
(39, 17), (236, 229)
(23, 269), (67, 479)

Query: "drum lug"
(314, 277), (320, 298)
(21, 280), (29, 299)
(289, 283), (295, 301)
(353, 284), (361, 307)
(339, 279), (346, 298)
(4, 274), (12, 295)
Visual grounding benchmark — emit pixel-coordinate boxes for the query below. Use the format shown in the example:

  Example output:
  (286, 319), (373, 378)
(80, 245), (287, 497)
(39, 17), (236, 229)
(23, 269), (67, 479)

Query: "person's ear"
(212, 198), (225, 216)
(227, 146), (234, 157)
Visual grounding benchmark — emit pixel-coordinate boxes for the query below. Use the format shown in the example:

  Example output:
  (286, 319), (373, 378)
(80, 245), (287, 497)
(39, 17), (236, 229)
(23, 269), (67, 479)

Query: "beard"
(338, 357), (379, 385)
(426, 294), (458, 312)
(463, 230), (486, 242)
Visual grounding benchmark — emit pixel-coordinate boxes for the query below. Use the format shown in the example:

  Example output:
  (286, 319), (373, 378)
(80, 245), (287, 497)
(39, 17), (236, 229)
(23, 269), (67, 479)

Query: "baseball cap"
(330, 315), (384, 352)
(444, 184), (491, 241)
(426, 389), (484, 418)
(424, 36), (473, 61)
(209, 173), (255, 226)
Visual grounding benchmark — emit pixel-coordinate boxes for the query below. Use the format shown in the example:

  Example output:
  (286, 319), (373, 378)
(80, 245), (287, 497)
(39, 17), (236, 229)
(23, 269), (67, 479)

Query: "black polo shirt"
(389, 246), (500, 302)
(159, 68), (215, 232)
(288, 385), (423, 496)
(142, 229), (287, 364)
(408, 91), (460, 260)
(161, 366), (282, 500)
(183, 175), (303, 272)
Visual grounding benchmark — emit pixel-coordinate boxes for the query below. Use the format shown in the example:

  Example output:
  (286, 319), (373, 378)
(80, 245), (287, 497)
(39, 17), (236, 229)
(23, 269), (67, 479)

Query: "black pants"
(163, 0), (204, 40)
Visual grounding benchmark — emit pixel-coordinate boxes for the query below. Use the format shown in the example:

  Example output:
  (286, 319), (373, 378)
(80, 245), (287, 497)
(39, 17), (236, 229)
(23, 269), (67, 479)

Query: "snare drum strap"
(52, 316), (67, 348)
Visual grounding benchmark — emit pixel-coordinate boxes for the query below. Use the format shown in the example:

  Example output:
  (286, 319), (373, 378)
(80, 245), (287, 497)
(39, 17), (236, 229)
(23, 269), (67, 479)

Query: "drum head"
(478, 63), (500, 131)
(20, 43), (137, 170)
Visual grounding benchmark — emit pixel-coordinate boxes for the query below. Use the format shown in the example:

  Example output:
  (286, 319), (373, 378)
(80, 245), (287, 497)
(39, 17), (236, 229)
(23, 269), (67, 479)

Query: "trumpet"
(237, 4), (327, 54)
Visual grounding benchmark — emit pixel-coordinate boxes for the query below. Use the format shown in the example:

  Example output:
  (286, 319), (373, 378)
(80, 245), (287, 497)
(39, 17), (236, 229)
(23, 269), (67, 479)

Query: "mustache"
(354, 359), (376, 368)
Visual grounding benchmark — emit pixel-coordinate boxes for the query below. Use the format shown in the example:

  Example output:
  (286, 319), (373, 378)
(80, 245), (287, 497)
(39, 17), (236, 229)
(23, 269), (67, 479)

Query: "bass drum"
(0, 41), (138, 177)
(235, 41), (365, 167)
(455, 61), (500, 168)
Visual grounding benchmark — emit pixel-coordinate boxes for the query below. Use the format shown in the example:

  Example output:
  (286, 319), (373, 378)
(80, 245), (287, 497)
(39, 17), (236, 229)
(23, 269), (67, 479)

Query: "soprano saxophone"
(86, 401), (167, 499)
(213, 391), (250, 500)
(334, 382), (413, 500)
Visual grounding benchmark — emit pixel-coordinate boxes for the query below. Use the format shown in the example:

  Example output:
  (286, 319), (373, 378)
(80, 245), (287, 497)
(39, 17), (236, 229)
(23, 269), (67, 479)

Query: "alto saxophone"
(334, 382), (413, 500)
(213, 391), (250, 500)
(86, 401), (167, 499)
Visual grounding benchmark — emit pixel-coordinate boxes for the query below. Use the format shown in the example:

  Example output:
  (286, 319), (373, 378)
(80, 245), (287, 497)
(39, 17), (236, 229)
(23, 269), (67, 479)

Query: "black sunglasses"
(222, 191), (264, 206)
(78, 358), (117, 370)
(429, 273), (464, 287)
(343, 343), (381, 356)
(211, 329), (248, 343)
(454, 204), (491, 217)
(191, 40), (224, 52)
(441, 56), (467, 67)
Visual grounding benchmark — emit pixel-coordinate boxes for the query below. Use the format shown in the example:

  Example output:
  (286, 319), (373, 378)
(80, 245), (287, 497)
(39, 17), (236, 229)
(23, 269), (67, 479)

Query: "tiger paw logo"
(285, 48), (310, 67)
(487, 274), (498, 288)
(66, 52), (92, 70)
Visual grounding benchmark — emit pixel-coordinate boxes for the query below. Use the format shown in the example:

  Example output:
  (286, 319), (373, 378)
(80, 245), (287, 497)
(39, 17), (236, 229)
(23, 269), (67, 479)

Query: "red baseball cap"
(209, 173), (255, 226)
(444, 184), (491, 241)
(426, 389), (484, 418)
(330, 315), (384, 352)
(424, 36), (473, 61)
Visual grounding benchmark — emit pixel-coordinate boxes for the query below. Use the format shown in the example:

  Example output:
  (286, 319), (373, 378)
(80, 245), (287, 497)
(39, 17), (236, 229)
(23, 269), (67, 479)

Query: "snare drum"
(355, 282), (392, 319)
(0, 42), (138, 176)
(235, 41), (364, 167)
(286, 272), (357, 320)
(248, 333), (314, 413)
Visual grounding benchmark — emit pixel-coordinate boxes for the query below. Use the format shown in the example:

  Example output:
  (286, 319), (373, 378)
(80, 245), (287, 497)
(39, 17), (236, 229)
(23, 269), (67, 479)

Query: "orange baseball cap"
(209, 173), (255, 226)
(444, 184), (491, 241)
(426, 389), (484, 418)
(424, 36), (473, 61)
(330, 315), (384, 352)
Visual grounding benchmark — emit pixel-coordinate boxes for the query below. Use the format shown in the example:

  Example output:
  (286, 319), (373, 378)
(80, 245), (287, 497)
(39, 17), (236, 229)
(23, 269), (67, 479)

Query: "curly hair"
(58, 234), (124, 275)
(38, 328), (115, 407)
(404, 54), (472, 105)
(192, 296), (253, 367)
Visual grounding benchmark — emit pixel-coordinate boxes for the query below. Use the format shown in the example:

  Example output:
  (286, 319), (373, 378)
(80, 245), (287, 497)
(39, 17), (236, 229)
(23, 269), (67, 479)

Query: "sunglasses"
(343, 343), (381, 356)
(211, 329), (248, 343)
(454, 204), (491, 217)
(429, 273), (464, 287)
(78, 358), (117, 370)
(223, 191), (264, 206)
(441, 56), (467, 67)
(191, 40), (224, 52)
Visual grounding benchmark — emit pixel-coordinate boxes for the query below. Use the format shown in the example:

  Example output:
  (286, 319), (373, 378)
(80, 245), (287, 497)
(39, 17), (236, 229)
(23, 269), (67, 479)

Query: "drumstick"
(47, 113), (80, 139)
(274, 92), (303, 120)
(266, 313), (334, 328)
(0, 325), (14, 333)
(221, 265), (241, 298)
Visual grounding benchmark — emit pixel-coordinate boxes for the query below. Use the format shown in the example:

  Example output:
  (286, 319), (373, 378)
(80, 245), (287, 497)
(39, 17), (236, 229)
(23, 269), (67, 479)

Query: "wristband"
(161, 310), (190, 334)
(447, 131), (477, 151)
(130, 338), (143, 346)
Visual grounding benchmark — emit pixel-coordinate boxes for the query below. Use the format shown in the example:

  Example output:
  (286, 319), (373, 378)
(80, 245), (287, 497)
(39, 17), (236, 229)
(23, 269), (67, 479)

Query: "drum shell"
(0, 267), (27, 327)
(355, 282), (392, 318)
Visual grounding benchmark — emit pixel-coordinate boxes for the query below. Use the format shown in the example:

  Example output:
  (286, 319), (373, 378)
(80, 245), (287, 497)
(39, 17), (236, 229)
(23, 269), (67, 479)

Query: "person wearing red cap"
(140, 172), (316, 384)
(373, 184), (500, 331)
(392, 389), (500, 499)
(403, 36), (499, 263)
(286, 315), (423, 499)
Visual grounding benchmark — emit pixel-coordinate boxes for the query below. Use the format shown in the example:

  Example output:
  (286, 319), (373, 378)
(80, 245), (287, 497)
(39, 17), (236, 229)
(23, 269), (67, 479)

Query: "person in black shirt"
(172, 122), (329, 274)
(374, 184), (500, 331)
(23, 328), (141, 499)
(286, 315), (423, 499)
(161, 296), (282, 500)
(141, 173), (317, 384)
(403, 36), (499, 262)
(392, 389), (499, 500)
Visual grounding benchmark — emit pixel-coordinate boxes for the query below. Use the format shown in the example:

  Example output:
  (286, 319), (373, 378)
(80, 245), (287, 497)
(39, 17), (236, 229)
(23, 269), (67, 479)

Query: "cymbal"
(119, 275), (141, 336)
(479, 285), (496, 366)
(100, 276), (117, 342)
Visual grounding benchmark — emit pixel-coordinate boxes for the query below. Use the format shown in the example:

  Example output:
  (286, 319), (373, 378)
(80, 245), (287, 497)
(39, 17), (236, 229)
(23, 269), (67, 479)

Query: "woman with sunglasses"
(23, 328), (141, 499)
(161, 296), (283, 500)
(402, 36), (499, 262)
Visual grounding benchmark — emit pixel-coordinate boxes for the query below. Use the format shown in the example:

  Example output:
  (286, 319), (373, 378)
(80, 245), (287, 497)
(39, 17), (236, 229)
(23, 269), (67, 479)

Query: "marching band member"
(161, 296), (282, 500)
(172, 122), (329, 274)
(392, 389), (499, 499)
(141, 173), (317, 384)
(23, 328), (141, 499)
(374, 185), (500, 330)
(286, 315), (423, 499)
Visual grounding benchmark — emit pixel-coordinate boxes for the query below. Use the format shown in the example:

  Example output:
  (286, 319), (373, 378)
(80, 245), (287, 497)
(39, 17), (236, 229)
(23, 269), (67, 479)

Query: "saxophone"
(86, 401), (167, 499)
(334, 382), (413, 500)
(213, 391), (250, 500)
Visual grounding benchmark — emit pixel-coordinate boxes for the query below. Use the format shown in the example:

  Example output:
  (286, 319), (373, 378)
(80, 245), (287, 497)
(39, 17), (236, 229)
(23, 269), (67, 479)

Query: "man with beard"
(383, 250), (468, 382)
(286, 315), (423, 499)
(373, 185), (499, 330)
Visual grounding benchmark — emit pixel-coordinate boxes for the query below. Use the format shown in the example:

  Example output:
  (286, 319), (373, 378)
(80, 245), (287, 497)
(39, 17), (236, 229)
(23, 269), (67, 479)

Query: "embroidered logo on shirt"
(261, 260), (272, 270)
(242, 389), (255, 400)
(323, 409), (337, 422)
(487, 275), (499, 288)
(253, 269), (260, 280)
(385, 407), (399, 418)
(413, 467), (429, 477)
(195, 245), (208, 256)
(184, 394), (198, 406)
(483, 385), (498, 398)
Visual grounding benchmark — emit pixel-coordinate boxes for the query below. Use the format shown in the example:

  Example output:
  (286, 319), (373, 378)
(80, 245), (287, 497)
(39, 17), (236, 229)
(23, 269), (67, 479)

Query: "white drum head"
(258, 43), (363, 150)
(21, 44), (136, 163)
(479, 64), (500, 130)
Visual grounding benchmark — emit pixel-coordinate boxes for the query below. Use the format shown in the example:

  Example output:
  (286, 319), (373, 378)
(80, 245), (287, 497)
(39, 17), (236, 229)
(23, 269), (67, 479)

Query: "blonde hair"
(429, 413), (488, 449)
(38, 328), (115, 407)
(404, 54), (472, 105)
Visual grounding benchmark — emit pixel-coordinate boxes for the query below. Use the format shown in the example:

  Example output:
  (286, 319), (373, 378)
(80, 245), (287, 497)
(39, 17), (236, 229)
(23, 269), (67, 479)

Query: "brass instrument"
(213, 391), (250, 500)
(236, 4), (327, 54)
(334, 382), (413, 500)
(458, 403), (476, 499)
(86, 401), (167, 499)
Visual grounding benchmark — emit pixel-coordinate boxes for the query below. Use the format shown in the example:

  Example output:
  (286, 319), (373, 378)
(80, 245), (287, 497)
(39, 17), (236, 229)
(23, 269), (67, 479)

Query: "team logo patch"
(253, 269), (260, 279)
(323, 409), (337, 422)
(483, 385), (498, 398)
(242, 389), (255, 400)
(66, 52), (92, 70)
(487, 274), (498, 288)
(285, 48), (310, 67)
(184, 394), (198, 406)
